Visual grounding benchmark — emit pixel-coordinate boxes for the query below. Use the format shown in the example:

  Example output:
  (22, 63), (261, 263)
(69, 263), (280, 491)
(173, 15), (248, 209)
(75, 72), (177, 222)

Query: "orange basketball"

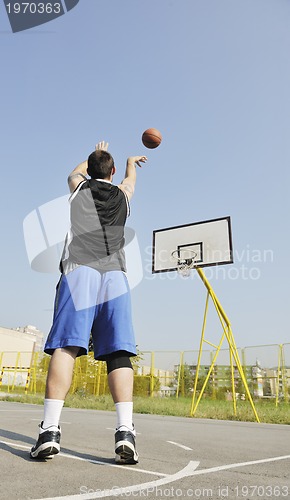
(142, 128), (162, 149)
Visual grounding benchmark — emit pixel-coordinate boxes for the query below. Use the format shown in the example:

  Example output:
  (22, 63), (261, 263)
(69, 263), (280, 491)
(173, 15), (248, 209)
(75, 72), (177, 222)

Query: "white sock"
(115, 402), (133, 432)
(42, 399), (64, 430)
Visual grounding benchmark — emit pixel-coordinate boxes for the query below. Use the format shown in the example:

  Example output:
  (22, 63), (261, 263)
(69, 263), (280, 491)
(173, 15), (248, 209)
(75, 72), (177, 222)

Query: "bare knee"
(52, 346), (80, 359)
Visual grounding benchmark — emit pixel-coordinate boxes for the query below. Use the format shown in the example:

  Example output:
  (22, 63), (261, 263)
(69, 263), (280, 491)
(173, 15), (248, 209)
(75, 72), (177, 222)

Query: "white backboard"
(152, 216), (233, 273)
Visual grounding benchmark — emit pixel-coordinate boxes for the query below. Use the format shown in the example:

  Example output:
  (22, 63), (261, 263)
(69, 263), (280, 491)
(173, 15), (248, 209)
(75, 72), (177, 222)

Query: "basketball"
(142, 128), (162, 149)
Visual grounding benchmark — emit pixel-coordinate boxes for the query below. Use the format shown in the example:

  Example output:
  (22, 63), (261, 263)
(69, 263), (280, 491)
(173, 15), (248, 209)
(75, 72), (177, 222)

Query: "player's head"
(87, 150), (115, 179)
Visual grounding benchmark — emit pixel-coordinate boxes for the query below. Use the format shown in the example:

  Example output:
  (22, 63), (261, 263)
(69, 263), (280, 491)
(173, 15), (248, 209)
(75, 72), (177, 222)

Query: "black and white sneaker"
(115, 427), (138, 464)
(30, 422), (61, 459)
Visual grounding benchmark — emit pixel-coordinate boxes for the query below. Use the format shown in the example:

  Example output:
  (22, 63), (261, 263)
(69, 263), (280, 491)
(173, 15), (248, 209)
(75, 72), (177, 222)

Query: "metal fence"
(0, 343), (289, 403)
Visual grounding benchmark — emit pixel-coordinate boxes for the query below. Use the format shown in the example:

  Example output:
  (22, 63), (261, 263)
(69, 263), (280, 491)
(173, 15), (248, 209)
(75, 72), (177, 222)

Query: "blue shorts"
(44, 266), (136, 360)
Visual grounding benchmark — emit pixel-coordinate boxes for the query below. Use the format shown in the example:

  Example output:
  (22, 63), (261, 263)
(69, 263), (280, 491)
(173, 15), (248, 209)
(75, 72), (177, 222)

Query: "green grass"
(1, 391), (289, 425)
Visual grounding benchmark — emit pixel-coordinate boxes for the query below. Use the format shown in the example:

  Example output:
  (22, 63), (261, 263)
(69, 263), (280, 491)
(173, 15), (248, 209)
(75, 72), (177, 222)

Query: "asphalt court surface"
(0, 401), (289, 499)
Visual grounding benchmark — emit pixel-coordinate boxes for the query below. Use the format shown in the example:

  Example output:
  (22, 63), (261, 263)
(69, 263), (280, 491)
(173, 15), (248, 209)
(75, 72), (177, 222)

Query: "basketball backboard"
(152, 216), (233, 273)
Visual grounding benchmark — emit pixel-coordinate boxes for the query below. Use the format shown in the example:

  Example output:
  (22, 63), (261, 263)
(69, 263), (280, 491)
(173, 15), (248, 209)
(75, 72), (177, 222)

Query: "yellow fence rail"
(0, 344), (289, 403)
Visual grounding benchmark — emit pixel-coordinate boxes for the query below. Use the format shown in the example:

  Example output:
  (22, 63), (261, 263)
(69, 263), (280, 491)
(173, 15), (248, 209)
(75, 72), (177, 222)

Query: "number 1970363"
(6, 3), (62, 14)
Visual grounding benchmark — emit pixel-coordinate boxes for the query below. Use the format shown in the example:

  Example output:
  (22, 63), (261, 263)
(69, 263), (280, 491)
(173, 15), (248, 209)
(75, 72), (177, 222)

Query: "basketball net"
(171, 249), (197, 278)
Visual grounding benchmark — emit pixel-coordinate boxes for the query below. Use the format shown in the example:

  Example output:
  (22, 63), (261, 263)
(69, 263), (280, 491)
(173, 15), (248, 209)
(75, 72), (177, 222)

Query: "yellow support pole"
(176, 351), (184, 398)
(150, 352), (155, 397)
(223, 325), (259, 422)
(209, 277), (258, 421)
(280, 345), (288, 402)
(191, 323), (226, 416)
(98, 361), (102, 395)
(275, 345), (282, 407)
(196, 282), (235, 413)
(12, 352), (21, 392)
(25, 369), (31, 394)
(180, 357), (185, 397)
(190, 291), (210, 414)
(30, 351), (38, 394)
(102, 361), (108, 395)
(210, 351), (216, 400)
(95, 361), (100, 396)
(192, 268), (260, 423)
(229, 348), (237, 416)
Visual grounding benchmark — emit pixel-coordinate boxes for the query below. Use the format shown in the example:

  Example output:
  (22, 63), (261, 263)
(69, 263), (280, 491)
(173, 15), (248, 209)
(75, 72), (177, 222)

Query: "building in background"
(0, 325), (44, 353)
(0, 325), (44, 387)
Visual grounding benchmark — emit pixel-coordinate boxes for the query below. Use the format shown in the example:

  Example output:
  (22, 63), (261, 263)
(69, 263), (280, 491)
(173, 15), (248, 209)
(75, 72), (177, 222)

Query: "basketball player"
(30, 141), (147, 464)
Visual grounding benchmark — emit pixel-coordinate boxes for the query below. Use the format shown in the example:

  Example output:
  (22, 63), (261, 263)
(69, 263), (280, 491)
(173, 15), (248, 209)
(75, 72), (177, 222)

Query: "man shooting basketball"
(30, 141), (147, 464)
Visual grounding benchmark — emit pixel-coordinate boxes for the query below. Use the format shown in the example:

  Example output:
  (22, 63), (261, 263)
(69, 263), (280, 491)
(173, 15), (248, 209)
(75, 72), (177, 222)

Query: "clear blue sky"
(1, 0), (290, 355)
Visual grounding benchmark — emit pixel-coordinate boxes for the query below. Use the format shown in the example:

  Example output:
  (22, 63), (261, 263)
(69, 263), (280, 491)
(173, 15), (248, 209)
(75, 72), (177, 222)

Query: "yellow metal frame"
(275, 344), (288, 406)
(176, 351), (184, 398)
(275, 345), (282, 407)
(0, 352), (33, 394)
(190, 268), (260, 423)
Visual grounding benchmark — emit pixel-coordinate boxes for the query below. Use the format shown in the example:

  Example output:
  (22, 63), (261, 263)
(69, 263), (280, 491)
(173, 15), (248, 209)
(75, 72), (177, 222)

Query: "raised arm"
(67, 161), (88, 193)
(118, 155), (147, 201)
(67, 141), (109, 193)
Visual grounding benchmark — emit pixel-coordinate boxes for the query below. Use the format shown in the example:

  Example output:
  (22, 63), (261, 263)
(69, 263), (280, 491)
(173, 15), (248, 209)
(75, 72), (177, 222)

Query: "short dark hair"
(87, 150), (114, 179)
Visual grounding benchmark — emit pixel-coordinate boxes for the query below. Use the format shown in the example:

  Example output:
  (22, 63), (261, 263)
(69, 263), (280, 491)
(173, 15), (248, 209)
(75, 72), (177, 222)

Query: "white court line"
(33, 454), (290, 500)
(34, 461), (201, 500)
(190, 453), (290, 476)
(0, 440), (167, 477)
(167, 440), (192, 451)
(0, 409), (41, 412)
(0, 441), (37, 451)
(2, 439), (290, 500)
